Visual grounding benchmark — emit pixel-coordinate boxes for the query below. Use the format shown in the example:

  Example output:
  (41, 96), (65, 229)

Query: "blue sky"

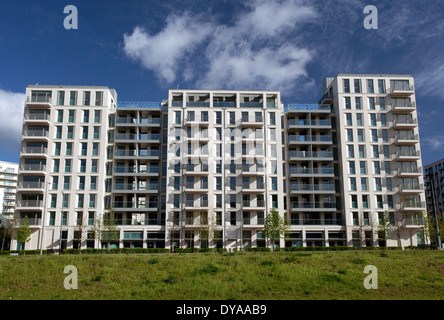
(0, 0), (443, 166)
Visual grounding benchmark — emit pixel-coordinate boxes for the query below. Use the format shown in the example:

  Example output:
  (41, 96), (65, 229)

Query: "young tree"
(1, 219), (14, 251)
(375, 211), (391, 249)
(91, 209), (119, 252)
(15, 216), (32, 252)
(263, 209), (290, 252)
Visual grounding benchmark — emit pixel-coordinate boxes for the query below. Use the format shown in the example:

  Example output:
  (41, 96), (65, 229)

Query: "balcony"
(290, 218), (342, 226)
(288, 150), (333, 161)
(114, 219), (163, 226)
(26, 95), (52, 108)
(403, 217), (424, 228)
(23, 129), (49, 141)
(290, 202), (337, 212)
(186, 101), (210, 108)
(242, 185), (266, 193)
(184, 164), (209, 176)
(396, 167), (422, 177)
(114, 150), (160, 160)
(393, 134), (419, 146)
(18, 217), (42, 228)
(240, 102), (263, 108)
(288, 119), (332, 129)
(115, 133), (160, 143)
(393, 117), (417, 129)
(289, 184), (336, 194)
(185, 115), (209, 127)
(116, 117), (160, 127)
(399, 201), (426, 211)
(288, 135), (332, 145)
(286, 104), (331, 113)
(112, 201), (158, 211)
(112, 184), (159, 193)
(113, 167), (159, 177)
(288, 167), (335, 177)
(21, 146), (48, 158)
(398, 183), (424, 194)
(185, 200), (209, 209)
(396, 150), (421, 161)
(389, 85), (415, 97)
(391, 101), (416, 114)
(20, 163), (46, 174)
(24, 112), (50, 125)
(16, 199), (44, 210)
(17, 181), (45, 192)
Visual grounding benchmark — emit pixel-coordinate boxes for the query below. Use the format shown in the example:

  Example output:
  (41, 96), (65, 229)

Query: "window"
(359, 145), (365, 158)
(361, 178), (367, 191)
(79, 176), (85, 190)
(49, 212), (55, 226)
(91, 159), (98, 173)
(362, 195), (369, 209)
(53, 159), (60, 173)
(271, 177), (277, 190)
(216, 177), (222, 190)
(92, 143), (99, 156)
(81, 143), (87, 156)
(79, 159), (86, 173)
(68, 110), (75, 123)
(70, 91), (77, 106)
(229, 112), (235, 125)
(50, 194), (57, 208)
(95, 91), (103, 106)
(346, 113), (352, 126)
(370, 114), (376, 126)
(89, 194), (96, 208)
(369, 97), (375, 110)
(270, 128), (276, 141)
(52, 176), (58, 190)
(57, 110), (63, 123)
(93, 126), (100, 139)
(376, 195), (383, 209)
(56, 126), (62, 139)
(381, 114), (387, 126)
(175, 111), (181, 124)
(378, 79), (385, 93)
(345, 97), (351, 109)
(58, 91), (65, 105)
(67, 126), (74, 139)
(348, 145), (354, 158)
(379, 97), (385, 110)
(344, 79), (350, 93)
(357, 129), (364, 142)
(356, 113), (362, 126)
(384, 161), (391, 174)
(215, 111), (222, 124)
(347, 129), (353, 142)
(371, 129), (378, 142)
(374, 161), (380, 174)
(372, 145), (379, 158)
(84, 91), (91, 106)
(201, 111), (208, 122)
(382, 129), (388, 142)
(83, 110), (89, 123)
(269, 112), (276, 125)
(65, 159), (71, 173)
(351, 195), (358, 208)
(349, 161), (356, 174)
(65, 142), (72, 156)
(82, 126), (88, 139)
(94, 110), (101, 123)
(90, 176), (97, 190)
(367, 79), (374, 93)
(77, 194), (84, 208)
(350, 177), (357, 191)
(63, 176), (70, 190)
(355, 97), (361, 109)
(360, 161), (366, 174)
(62, 212), (68, 226)
(354, 79), (361, 93)
(383, 145), (389, 158)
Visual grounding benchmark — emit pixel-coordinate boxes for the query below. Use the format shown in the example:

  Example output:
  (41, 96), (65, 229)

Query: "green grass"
(0, 250), (443, 300)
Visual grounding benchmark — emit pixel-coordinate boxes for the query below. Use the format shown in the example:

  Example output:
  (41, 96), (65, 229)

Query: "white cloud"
(422, 135), (444, 151)
(123, 13), (213, 84)
(122, 0), (317, 94)
(0, 89), (25, 151)
(415, 58), (444, 100)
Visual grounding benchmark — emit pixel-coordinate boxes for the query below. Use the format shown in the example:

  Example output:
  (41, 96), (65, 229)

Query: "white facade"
(0, 161), (19, 227)
(12, 86), (117, 251)
(323, 74), (427, 248)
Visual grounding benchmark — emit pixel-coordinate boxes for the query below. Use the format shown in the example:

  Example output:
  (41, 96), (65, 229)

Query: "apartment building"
(12, 86), (117, 250)
(320, 74), (427, 248)
(12, 75), (428, 251)
(0, 161), (19, 227)
(424, 158), (444, 243)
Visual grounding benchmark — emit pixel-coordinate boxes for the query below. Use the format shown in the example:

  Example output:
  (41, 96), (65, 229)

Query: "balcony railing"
(113, 184), (159, 191)
(242, 200), (265, 208)
(115, 133), (160, 141)
(20, 164), (46, 172)
(17, 199), (43, 208)
(288, 119), (331, 127)
(396, 150), (421, 159)
(288, 135), (332, 143)
(288, 151), (333, 159)
(290, 219), (342, 225)
(290, 184), (336, 192)
(23, 130), (49, 138)
(21, 146), (47, 154)
(400, 201), (426, 210)
(290, 202), (337, 210)
(289, 167), (334, 175)
(25, 113), (50, 121)
(112, 201), (158, 209)
(18, 181), (44, 189)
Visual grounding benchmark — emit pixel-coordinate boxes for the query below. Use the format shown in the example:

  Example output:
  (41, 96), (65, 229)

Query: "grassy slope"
(0, 250), (443, 300)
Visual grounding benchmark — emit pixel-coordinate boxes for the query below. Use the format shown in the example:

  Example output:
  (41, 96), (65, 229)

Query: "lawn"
(0, 250), (443, 300)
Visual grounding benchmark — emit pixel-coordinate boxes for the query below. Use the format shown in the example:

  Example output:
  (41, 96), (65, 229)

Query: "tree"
(263, 209), (290, 252)
(91, 209), (119, 252)
(15, 216), (32, 252)
(375, 211), (391, 249)
(1, 219), (14, 251)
